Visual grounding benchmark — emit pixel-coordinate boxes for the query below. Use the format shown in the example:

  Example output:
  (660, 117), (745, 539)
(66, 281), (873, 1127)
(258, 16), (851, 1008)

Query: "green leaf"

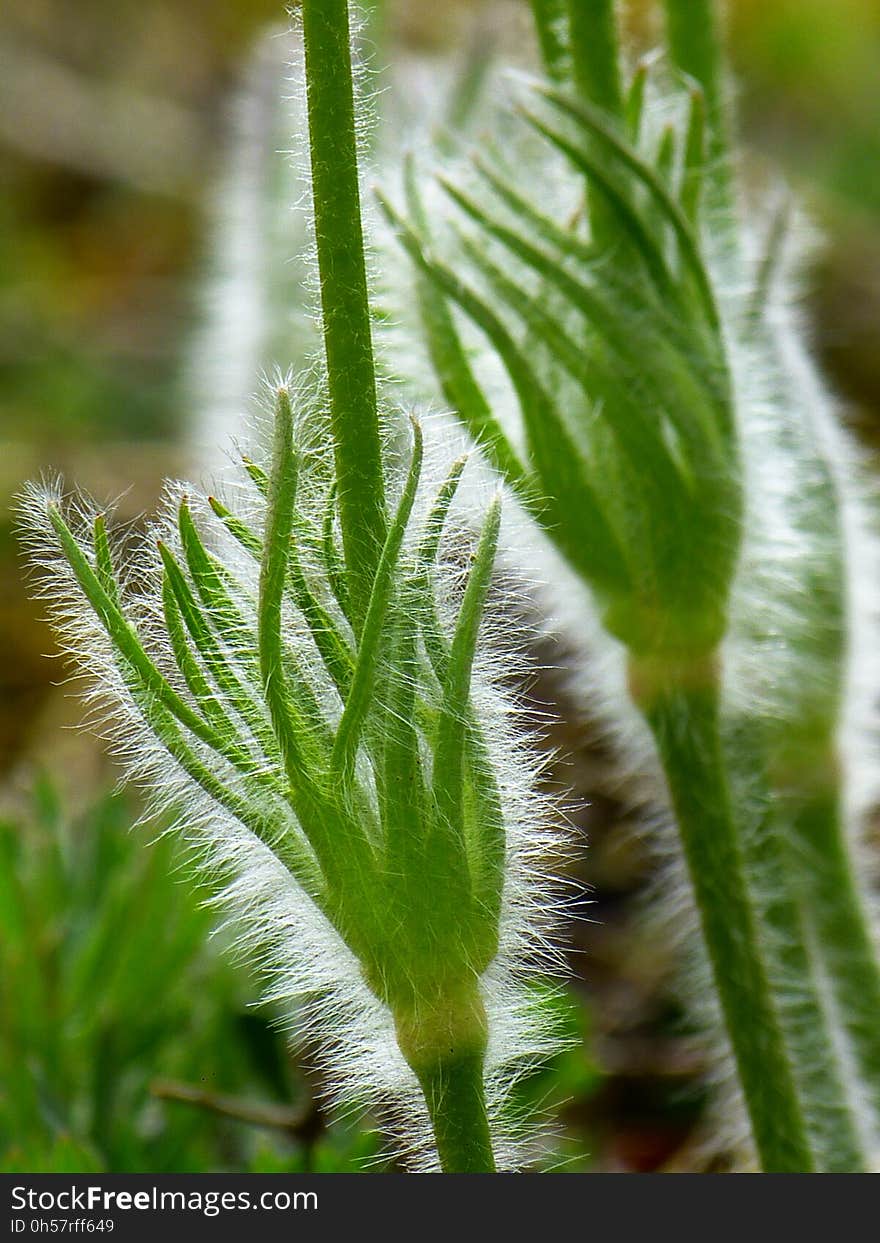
(320, 482), (352, 624)
(93, 514), (120, 607)
(626, 60), (649, 143)
(379, 196), (628, 595)
(682, 87), (706, 225)
(332, 419), (424, 780)
(566, 0), (623, 117)
(394, 166), (536, 502)
(431, 496), (503, 900)
(48, 506), (228, 757)
(257, 387), (319, 791)
(210, 492), (354, 700)
(534, 87), (723, 333)
(529, 0), (569, 82)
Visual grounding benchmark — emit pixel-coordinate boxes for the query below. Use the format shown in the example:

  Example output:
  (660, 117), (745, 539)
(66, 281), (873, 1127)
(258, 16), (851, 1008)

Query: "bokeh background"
(2, 0), (879, 1172)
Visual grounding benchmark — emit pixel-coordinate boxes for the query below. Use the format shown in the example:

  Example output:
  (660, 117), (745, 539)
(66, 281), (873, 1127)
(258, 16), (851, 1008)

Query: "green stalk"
(632, 658), (815, 1172)
(724, 724), (867, 1171)
(785, 764), (880, 1131)
(662, 0), (734, 223)
(416, 1054), (496, 1174)
(301, 0), (386, 627)
(302, 2), (498, 1171)
(394, 988), (496, 1173)
(557, 4), (637, 260)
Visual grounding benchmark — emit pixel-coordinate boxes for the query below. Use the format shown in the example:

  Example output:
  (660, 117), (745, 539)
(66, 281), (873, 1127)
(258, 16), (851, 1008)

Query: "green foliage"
(0, 777), (384, 1173)
(13, 0), (880, 1177)
(385, 0), (880, 1172)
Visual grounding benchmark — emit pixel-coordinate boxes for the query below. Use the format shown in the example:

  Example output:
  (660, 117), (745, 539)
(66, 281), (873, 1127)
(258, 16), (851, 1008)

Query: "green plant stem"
(394, 989), (496, 1173)
(725, 724), (866, 1171)
(416, 1052), (496, 1173)
(633, 660), (814, 1171)
(301, 0), (386, 627)
(662, 0), (734, 223)
(785, 768), (880, 1132)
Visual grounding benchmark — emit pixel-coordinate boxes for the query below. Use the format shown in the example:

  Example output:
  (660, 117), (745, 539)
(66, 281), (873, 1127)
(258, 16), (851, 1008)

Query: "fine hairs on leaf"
(18, 396), (571, 1173)
(18, 1), (573, 1174)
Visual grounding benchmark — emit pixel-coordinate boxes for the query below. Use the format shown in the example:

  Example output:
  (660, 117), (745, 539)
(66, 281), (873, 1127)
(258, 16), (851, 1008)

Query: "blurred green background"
(1, 0), (879, 1172)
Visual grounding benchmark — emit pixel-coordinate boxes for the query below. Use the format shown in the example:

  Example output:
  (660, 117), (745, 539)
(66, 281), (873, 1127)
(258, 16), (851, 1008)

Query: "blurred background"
(1, 0), (879, 1172)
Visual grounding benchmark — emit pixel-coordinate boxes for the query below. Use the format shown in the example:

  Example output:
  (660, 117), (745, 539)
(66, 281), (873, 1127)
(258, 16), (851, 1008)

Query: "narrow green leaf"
(393, 166), (535, 502)
(414, 474), (506, 937)
(321, 482), (353, 624)
(656, 124), (676, 183)
(529, 0), (569, 83)
(210, 492), (354, 700)
(473, 155), (597, 268)
(626, 60), (649, 143)
(443, 182), (727, 472)
(178, 497), (257, 675)
(158, 539), (284, 763)
(378, 194), (628, 595)
(517, 110), (678, 305)
(48, 506), (225, 754)
(645, 124), (677, 258)
(377, 572), (427, 875)
(332, 419), (424, 780)
(161, 571), (242, 743)
(207, 495), (261, 559)
(126, 681), (325, 904)
(534, 88), (723, 333)
(417, 455), (469, 582)
(453, 229), (687, 507)
(442, 176), (696, 427)
(566, 0), (623, 117)
(431, 496), (502, 884)
(92, 515), (120, 608)
(682, 87), (706, 225)
(416, 455), (469, 685)
(473, 151), (713, 346)
(441, 30), (495, 146)
(258, 387), (316, 790)
(242, 456), (269, 497)
(663, 0), (733, 219)
(252, 391), (378, 897)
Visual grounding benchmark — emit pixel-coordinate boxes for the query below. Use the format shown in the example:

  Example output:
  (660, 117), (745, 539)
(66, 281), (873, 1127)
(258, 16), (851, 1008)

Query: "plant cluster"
(19, 0), (880, 1171)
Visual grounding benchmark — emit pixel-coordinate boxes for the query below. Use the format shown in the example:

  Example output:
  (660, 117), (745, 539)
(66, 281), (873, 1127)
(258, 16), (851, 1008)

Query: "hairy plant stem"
(301, 0), (386, 628)
(725, 724), (867, 1171)
(631, 658), (814, 1171)
(394, 989), (496, 1173)
(302, 1), (496, 1171)
(783, 763), (880, 1134)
